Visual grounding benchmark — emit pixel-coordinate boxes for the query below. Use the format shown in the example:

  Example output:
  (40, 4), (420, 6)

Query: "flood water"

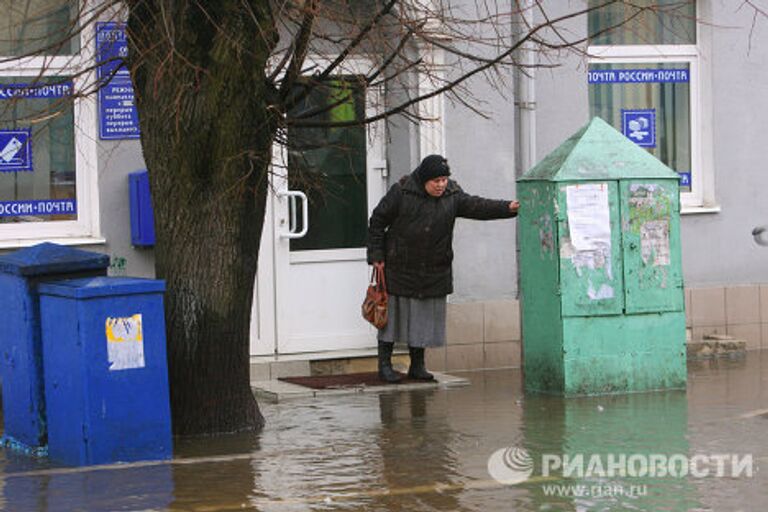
(1, 352), (767, 511)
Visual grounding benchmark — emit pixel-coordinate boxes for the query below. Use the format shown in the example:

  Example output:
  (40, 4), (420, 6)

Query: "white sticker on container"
(566, 183), (611, 251)
(105, 314), (145, 371)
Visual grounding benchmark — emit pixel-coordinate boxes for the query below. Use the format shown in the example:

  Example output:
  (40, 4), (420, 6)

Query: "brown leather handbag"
(362, 266), (388, 329)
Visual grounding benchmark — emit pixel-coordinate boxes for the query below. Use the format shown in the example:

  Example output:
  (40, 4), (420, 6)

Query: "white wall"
(679, 0), (768, 285)
(515, 0), (768, 288)
(97, 139), (155, 278)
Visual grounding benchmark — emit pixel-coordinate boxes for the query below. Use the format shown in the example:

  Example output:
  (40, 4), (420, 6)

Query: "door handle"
(278, 190), (309, 239)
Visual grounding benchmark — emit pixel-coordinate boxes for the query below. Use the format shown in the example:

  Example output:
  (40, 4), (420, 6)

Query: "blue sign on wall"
(678, 172), (692, 187)
(100, 83), (140, 140)
(588, 69), (690, 84)
(0, 129), (32, 172)
(0, 82), (73, 100)
(0, 199), (76, 217)
(622, 109), (656, 148)
(96, 22), (130, 83)
(96, 22), (140, 140)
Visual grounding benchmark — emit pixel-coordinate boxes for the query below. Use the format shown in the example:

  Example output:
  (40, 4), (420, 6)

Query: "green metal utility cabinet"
(518, 117), (685, 395)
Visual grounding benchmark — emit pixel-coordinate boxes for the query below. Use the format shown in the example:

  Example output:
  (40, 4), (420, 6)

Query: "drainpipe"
(514, 1), (536, 375)
(514, 0), (536, 180)
(514, 0), (537, 300)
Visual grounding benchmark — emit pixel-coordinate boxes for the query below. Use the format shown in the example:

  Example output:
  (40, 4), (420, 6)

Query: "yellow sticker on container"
(105, 314), (145, 371)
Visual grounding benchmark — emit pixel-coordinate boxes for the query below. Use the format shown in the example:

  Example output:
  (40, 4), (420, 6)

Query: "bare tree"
(0, 0), (701, 435)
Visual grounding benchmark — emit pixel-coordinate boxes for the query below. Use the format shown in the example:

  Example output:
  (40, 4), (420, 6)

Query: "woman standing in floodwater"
(367, 154), (519, 383)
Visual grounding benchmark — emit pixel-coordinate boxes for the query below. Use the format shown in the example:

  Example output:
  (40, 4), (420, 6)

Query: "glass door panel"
(287, 77), (368, 251)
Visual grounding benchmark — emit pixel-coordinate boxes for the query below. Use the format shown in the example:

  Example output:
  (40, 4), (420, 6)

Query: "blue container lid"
(0, 243), (109, 276)
(38, 276), (165, 299)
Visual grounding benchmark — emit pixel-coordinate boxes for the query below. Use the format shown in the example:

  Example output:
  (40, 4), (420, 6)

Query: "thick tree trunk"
(126, 1), (278, 435)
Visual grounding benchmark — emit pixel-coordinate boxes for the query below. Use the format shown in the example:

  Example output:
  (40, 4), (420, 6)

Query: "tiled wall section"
(438, 285), (768, 372)
(250, 285), (766, 379)
(689, 285), (768, 351)
(426, 299), (522, 372)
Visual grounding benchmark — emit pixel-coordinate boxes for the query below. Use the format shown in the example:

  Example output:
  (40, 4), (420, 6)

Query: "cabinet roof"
(519, 117), (680, 182)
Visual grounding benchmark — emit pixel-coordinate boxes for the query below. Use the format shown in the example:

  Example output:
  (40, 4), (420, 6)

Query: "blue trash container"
(38, 277), (172, 466)
(0, 243), (109, 452)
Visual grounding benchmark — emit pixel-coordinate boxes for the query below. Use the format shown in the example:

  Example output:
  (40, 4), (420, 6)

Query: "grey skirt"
(378, 294), (447, 348)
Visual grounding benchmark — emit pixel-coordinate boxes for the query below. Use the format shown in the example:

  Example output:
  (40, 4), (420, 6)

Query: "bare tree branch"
(279, 0), (318, 101)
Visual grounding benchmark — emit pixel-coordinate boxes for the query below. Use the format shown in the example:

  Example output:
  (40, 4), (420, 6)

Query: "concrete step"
(251, 372), (469, 403)
(250, 348), (410, 382)
(687, 334), (747, 360)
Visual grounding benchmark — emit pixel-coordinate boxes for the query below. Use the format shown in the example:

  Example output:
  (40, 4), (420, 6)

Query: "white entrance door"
(251, 71), (387, 356)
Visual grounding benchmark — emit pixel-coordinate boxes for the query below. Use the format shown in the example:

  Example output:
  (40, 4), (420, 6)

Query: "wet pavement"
(1, 352), (768, 511)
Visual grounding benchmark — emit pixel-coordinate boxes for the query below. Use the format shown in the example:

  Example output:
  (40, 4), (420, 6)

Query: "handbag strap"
(377, 266), (387, 294)
(370, 265), (387, 294)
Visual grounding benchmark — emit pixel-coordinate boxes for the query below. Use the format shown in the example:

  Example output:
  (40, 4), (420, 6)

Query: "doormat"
(279, 372), (432, 390)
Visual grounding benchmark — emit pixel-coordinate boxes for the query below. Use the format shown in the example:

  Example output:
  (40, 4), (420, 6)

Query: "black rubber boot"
(407, 346), (434, 381)
(378, 341), (401, 383)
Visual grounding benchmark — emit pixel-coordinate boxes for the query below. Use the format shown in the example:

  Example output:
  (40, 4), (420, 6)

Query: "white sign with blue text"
(0, 129), (32, 172)
(589, 69), (689, 84)
(622, 109), (656, 148)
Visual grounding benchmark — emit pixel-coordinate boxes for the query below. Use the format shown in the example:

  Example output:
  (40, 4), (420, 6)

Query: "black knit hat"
(415, 154), (451, 184)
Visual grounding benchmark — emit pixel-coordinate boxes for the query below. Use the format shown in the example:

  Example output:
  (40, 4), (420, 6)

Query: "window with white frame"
(0, 0), (99, 243)
(587, 0), (704, 207)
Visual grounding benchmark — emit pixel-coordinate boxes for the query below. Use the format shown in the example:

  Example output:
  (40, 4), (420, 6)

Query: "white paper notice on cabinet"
(566, 183), (611, 251)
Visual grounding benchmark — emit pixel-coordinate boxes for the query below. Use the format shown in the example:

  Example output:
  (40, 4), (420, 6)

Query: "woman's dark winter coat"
(367, 171), (516, 298)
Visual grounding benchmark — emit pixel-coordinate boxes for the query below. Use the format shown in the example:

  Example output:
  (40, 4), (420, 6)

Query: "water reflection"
(0, 353), (766, 510)
(376, 390), (461, 511)
(686, 354), (768, 510)
(250, 395), (384, 511)
(1, 462), (173, 511)
(172, 431), (260, 510)
(521, 391), (701, 511)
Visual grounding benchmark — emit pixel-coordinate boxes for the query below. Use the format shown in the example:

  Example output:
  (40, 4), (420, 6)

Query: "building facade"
(2, 1), (766, 375)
